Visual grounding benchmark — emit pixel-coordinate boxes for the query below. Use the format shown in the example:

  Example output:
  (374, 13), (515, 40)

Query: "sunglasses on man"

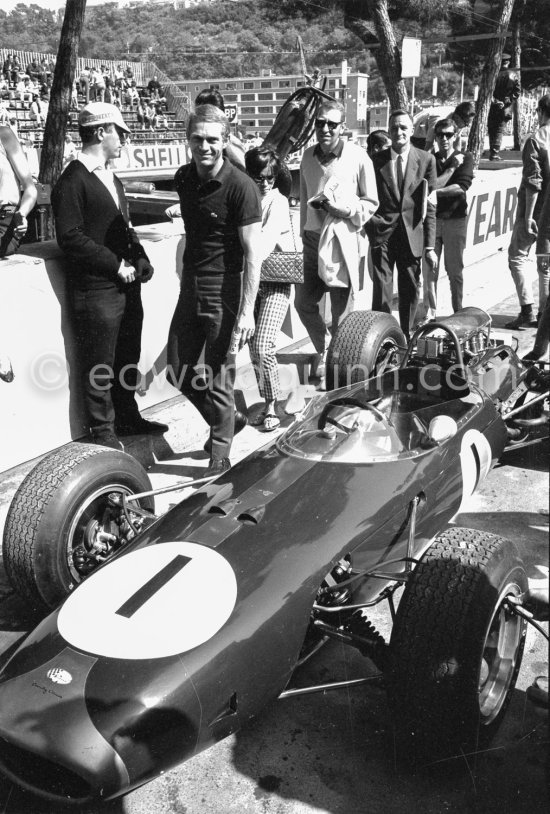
(315, 119), (342, 130)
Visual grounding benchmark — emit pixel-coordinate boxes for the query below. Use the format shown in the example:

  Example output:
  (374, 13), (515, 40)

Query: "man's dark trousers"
(371, 220), (421, 338)
(167, 272), (241, 461)
(71, 284), (143, 433)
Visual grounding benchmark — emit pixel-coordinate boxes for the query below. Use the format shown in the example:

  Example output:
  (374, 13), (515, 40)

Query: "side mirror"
(428, 415), (458, 443)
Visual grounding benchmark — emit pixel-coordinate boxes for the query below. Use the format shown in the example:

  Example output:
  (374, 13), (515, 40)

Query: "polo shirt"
(175, 158), (261, 276)
(313, 138), (345, 167)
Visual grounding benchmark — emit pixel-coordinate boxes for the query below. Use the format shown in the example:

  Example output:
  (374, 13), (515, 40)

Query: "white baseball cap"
(78, 102), (130, 133)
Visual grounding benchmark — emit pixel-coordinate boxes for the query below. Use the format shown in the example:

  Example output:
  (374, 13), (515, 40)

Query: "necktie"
(396, 154), (404, 195)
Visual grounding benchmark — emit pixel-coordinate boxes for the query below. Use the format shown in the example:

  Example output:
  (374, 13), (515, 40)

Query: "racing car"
(0, 307), (547, 805)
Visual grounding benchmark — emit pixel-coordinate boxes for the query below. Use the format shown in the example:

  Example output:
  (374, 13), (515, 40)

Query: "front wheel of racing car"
(2, 442), (155, 615)
(386, 527), (527, 768)
(326, 311), (405, 390)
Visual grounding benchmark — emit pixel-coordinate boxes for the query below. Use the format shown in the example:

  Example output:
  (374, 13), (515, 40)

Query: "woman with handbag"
(245, 147), (298, 432)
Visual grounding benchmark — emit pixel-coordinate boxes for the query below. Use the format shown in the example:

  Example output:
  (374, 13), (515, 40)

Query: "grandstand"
(0, 48), (190, 150)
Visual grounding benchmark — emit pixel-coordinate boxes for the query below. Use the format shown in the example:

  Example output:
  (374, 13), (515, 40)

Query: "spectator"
(62, 133), (77, 168)
(505, 94), (550, 329)
(166, 104), (263, 477)
(126, 81), (140, 109)
(366, 109), (437, 340)
(11, 56), (21, 83)
(16, 77), (33, 103)
(147, 75), (164, 101)
(27, 59), (41, 83)
(412, 101), (475, 152)
(0, 77), (10, 100)
(422, 118), (474, 322)
(51, 102), (167, 449)
(30, 93), (48, 126)
(136, 99), (154, 130)
(366, 129), (391, 159)
(104, 73), (116, 105)
(114, 64), (125, 92)
(245, 147), (294, 431)
(0, 124), (37, 258)
(144, 101), (156, 130)
(0, 100), (10, 127)
(70, 79), (79, 110)
(2, 55), (15, 83)
(195, 89), (245, 167)
(153, 102), (168, 130)
(90, 67), (105, 103)
(488, 54), (520, 161)
(39, 59), (50, 83)
(298, 99), (378, 384)
(79, 65), (91, 104)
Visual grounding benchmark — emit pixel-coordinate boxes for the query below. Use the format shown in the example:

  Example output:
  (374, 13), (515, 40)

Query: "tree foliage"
(0, 0), (548, 104)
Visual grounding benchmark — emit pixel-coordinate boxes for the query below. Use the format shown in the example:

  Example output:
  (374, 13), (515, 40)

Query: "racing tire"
(326, 311), (405, 390)
(2, 442), (154, 615)
(387, 528), (527, 768)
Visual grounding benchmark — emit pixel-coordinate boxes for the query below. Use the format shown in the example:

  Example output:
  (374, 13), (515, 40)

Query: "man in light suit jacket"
(366, 109), (438, 339)
(52, 102), (167, 449)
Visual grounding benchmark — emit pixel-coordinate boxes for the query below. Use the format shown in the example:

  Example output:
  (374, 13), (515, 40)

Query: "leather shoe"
(204, 457), (231, 478)
(0, 356), (14, 383)
(505, 309), (537, 330)
(203, 410), (247, 453)
(116, 417), (169, 435)
(91, 430), (124, 451)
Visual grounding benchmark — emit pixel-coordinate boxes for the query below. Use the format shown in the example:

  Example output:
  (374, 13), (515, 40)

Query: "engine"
(411, 307), (492, 368)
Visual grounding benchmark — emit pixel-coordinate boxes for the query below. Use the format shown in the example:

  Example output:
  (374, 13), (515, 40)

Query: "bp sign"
(225, 105), (237, 122)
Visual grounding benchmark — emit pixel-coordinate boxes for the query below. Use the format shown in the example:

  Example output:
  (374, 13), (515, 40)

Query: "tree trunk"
(467, 0), (517, 167)
(39, 0), (87, 186)
(511, 0), (525, 149)
(343, 0), (408, 110)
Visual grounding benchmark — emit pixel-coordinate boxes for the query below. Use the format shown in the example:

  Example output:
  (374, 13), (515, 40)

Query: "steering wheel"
(319, 397), (388, 434)
(331, 397), (388, 423)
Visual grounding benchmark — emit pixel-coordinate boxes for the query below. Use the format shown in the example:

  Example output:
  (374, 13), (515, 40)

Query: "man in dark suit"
(488, 54), (520, 161)
(52, 102), (167, 449)
(366, 109), (437, 339)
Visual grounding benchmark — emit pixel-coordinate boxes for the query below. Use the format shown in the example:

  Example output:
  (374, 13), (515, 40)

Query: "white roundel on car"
(58, 542), (237, 660)
(458, 428), (493, 511)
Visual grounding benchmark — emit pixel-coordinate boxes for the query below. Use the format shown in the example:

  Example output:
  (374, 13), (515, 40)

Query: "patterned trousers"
(249, 281), (291, 401)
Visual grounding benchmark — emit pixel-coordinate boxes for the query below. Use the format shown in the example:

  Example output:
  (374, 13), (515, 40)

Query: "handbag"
(260, 214), (304, 284)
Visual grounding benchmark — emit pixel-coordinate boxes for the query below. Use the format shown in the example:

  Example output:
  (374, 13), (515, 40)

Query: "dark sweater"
(434, 150), (474, 220)
(51, 158), (148, 290)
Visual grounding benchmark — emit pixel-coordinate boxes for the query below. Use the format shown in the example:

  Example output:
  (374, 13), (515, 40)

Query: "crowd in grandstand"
(1, 54), (172, 140)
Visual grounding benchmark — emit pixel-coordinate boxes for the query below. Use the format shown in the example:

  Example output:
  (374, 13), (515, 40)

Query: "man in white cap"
(51, 102), (167, 449)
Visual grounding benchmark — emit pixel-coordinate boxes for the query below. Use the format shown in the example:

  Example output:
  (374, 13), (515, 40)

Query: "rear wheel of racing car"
(387, 528), (527, 768)
(2, 442), (155, 615)
(326, 311), (405, 390)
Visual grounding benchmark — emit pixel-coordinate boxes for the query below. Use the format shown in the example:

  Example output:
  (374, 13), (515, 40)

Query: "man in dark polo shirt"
(167, 104), (262, 477)
(421, 117), (474, 322)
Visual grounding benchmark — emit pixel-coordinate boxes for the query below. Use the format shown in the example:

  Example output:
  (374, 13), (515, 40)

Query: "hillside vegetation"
(1, 0), (548, 102)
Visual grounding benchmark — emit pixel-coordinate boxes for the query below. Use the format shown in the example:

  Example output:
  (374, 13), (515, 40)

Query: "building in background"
(176, 67), (369, 138)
